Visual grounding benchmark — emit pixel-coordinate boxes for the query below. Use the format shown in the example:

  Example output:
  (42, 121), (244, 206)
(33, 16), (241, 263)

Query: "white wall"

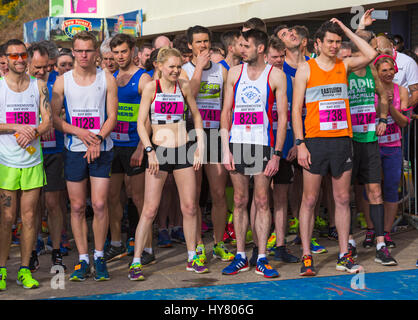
(56, 0), (401, 35)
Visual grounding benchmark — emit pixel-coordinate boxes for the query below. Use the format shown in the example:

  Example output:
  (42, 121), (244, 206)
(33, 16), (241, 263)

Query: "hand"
(376, 122), (387, 136)
(130, 147), (144, 168)
(147, 151), (159, 175)
(359, 9), (376, 29)
(386, 90), (394, 104)
(297, 144), (311, 170)
(193, 146), (203, 171)
(76, 128), (100, 147)
(83, 143), (100, 164)
(222, 150), (235, 172)
(41, 127), (55, 141)
(196, 50), (211, 70)
(286, 145), (298, 162)
(330, 18), (348, 33)
(264, 155), (279, 177)
(14, 125), (37, 149)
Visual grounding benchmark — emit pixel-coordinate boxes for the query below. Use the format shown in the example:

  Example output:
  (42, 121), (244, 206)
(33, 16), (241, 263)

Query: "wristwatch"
(378, 118), (388, 124)
(295, 139), (305, 146)
(145, 146), (154, 153)
(273, 150), (283, 158)
(96, 134), (103, 143)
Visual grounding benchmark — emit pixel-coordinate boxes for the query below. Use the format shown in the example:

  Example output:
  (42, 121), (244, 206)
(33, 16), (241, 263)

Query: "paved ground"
(1, 221), (417, 300)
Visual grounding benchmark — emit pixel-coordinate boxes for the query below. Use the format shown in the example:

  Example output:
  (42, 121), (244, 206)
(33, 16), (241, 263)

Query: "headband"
(373, 54), (398, 73)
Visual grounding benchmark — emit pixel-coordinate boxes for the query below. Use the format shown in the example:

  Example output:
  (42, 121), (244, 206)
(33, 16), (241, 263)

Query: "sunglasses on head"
(6, 52), (28, 60)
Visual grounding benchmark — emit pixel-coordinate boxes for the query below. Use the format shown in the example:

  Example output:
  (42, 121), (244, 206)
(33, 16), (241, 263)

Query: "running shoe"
(46, 236), (53, 252)
(104, 244), (127, 262)
(126, 237), (135, 256)
(267, 233), (276, 251)
(315, 216), (328, 232)
(290, 235), (302, 245)
(288, 217), (299, 234)
(328, 226), (339, 241)
(416, 259), (418, 268)
(273, 246), (300, 263)
(69, 260), (90, 281)
(11, 226), (20, 247)
(255, 258), (279, 278)
(249, 246), (258, 267)
(362, 229), (376, 248)
(213, 241), (234, 261)
(384, 232), (396, 248)
(186, 255), (209, 274)
(310, 238), (327, 254)
(246, 230), (253, 244)
(51, 250), (67, 273)
(17, 268), (39, 289)
(141, 250), (156, 266)
(222, 254), (249, 275)
(158, 229), (172, 248)
(61, 231), (72, 250)
(29, 250), (39, 272)
(300, 255), (316, 276)
(223, 213), (236, 243)
(336, 253), (363, 274)
(348, 243), (358, 259)
(375, 246), (398, 266)
(0, 268), (6, 291)
(196, 244), (207, 264)
(41, 220), (49, 234)
(128, 262), (144, 281)
(36, 235), (46, 256)
(94, 257), (110, 281)
(170, 227), (185, 243)
(356, 212), (368, 229)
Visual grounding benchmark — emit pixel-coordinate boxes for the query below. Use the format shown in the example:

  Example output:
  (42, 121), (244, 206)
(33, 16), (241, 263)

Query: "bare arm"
(271, 68), (288, 153)
(331, 18), (377, 73)
(98, 72), (118, 139)
(292, 62), (311, 169)
(37, 80), (52, 136)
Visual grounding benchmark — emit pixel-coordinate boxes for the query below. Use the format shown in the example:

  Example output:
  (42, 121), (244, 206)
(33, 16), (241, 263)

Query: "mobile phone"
(371, 10), (388, 20)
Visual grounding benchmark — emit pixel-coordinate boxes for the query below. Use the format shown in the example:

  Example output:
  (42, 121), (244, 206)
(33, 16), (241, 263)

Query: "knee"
(302, 193), (318, 210)
(367, 187), (383, 204)
(131, 194), (144, 212)
(234, 193), (248, 210)
(211, 188), (226, 204)
(92, 200), (107, 214)
(254, 193), (269, 211)
(181, 201), (197, 218)
(70, 201), (86, 217)
(334, 192), (350, 207)
(141, 204), (159, 221)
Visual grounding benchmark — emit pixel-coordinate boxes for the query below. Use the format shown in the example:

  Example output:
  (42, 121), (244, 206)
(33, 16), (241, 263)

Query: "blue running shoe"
(126, 237), (135, 256)
(222, 254), (249, 275)
(69, 260), (90, 281)
(310, 238), (327, 254)
(46, 236), (53, 252)
(158, 229), (172, 248)
(170, 227), (185, 243)
(36, 235), (46, 256)
(255, 258), (279, 278)
(94, 257), (110, 281)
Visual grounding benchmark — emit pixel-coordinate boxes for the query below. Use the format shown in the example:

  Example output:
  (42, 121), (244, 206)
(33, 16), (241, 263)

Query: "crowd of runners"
(0, 8), (417, 291)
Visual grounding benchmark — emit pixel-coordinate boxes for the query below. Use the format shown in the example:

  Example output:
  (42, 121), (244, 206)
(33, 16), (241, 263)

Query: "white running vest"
(182, 61), (223, 129)
(230, 63), (275, 147)
(64, 69), (113, 152)
(0, 76), (41, 168)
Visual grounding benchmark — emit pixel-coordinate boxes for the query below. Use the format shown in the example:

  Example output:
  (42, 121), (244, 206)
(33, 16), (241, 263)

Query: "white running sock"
(188, 251), (195, 262)
(144, 247), (153, 254)
(132, 257), (141, 265)
(349, 239), (357, 247)
(94, 250), (104, 260)
(237, 252), (246, 259)
(79, 254), (89, 264)
(376, 242), (385, 251)
(111, 241), (122, 247)
(257, 254), (266, 262)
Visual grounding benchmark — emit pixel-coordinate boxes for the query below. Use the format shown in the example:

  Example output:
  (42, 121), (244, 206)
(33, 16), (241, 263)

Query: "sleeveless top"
(182, 61), (223, 129)
(304, 58), (352, 138)
(376, 83), (402, 148)
(111, 68), (147, 147)
(42, 76), (64, 154)
(64, 69), (113, 152)
(272, 72), (293, 159)
(348, 66), (377, 143)
(0, 76), (42, 168)
(230, 63), (275, 147)
(149, 79), (186, 125)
